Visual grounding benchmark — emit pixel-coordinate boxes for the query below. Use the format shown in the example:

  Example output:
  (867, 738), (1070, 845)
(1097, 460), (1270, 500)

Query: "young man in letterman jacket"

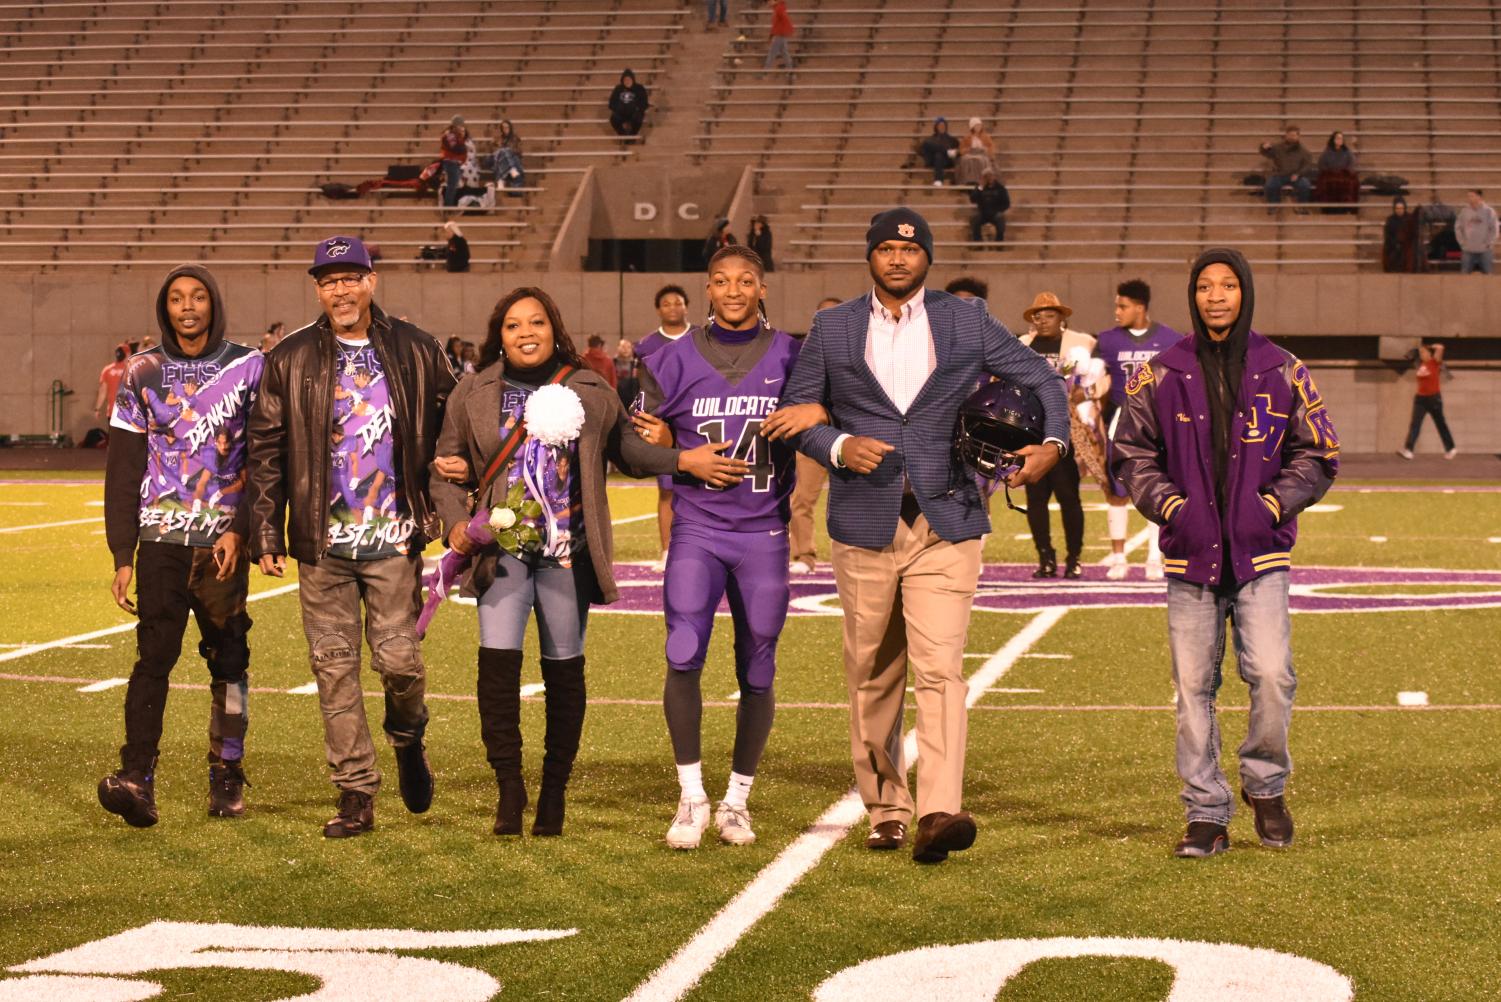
(1111, 248), (1339, 859)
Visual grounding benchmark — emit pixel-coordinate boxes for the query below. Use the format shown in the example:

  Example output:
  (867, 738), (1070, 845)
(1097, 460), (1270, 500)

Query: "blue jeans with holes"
(1166, 571), (1297, 824)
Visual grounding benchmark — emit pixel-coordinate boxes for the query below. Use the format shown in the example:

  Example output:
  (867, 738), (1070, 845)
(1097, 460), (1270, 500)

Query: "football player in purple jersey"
(1093, 279), (1185, 580)
(633, 246), (827, 849)
(635, 286), (702, 572)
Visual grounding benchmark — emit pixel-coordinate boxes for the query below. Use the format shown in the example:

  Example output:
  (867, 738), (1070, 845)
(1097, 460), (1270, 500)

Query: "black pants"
(121, 543), (252, 773)
(1023, 452), (1084, 557)
(610, 110), (644, 136)
(1404, 393), (1455, 451)
(970, 210), (1006, 243)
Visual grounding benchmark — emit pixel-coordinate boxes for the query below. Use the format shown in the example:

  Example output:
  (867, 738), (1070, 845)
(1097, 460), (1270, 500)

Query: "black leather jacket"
(247, 304), (457, 564)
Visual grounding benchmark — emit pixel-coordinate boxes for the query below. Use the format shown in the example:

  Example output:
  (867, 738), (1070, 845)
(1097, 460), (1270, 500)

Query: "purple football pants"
(663, 521), (789, 694)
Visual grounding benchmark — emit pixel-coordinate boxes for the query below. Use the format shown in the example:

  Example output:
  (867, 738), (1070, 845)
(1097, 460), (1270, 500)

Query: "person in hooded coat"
(608, 69), (650, 139)
(98, 264), (264, 829)
(1110, 249), (1340, 860)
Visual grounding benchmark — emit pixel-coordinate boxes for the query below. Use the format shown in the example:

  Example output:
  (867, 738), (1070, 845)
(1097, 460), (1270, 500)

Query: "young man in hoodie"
(248, 236), (457, 838)
(608, 69), (649, 139)
(98, 265), (263, 828)
(1111, 249), (1340, 859)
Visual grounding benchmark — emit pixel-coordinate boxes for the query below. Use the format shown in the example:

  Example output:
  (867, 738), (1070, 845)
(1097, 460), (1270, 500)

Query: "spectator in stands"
(749, 215), (775, 272)
(445, 336), (465, 374)
(706, 0), (728, 28)
(95, 342), (130, 421)
(1456, 188), (1498, 274)
(968, 168), (1010, 244)
(609, 70), (650, 140)
(439, 115), (469, 208)
(444, 221), (470, 273)
(1313, 130), (1360, 211)
(460, 342), (479, 375)
(583, 335), (618, 388)
(1383, 197), (1423, 273)
(259, 322), (285, 354)
(944, 276), (988, 302)
(491, 120), (526, 193)
(787, 295), (842, 574)
(918, 118), (959, 186)
(614, 338), (639, 409)
(703, 218), (736, 267)
(1259, 125), (1313, 211)
(764, 0), (795, 73)
(1399, 340), (1456, 460)
(955, 117), (997, 186)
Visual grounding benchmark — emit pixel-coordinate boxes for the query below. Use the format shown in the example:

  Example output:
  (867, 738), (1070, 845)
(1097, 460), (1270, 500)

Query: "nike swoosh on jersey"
(764, 377), (782, 384)
(769, 529), (785, 536)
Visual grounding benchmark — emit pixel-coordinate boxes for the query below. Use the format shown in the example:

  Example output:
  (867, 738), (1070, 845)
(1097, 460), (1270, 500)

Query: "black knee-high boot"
(477, 647), (525, 835)
(534, 654), (586, 836)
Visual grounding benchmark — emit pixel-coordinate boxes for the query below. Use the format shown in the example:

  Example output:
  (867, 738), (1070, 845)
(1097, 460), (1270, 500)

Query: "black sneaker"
(98, 769), (158, 828)
(323, 790), (375, 838)
(208, 762), (249, 818)
(1241, 789), (1294, 847)
(1173, 820), (1229, 858)
(394, 741), (433, 814)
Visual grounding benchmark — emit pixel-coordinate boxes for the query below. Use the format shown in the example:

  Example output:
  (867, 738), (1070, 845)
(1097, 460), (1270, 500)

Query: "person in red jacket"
(438, 115), (469, 208)
(764, 1), (795, 73)
(583, 336), (618, 389)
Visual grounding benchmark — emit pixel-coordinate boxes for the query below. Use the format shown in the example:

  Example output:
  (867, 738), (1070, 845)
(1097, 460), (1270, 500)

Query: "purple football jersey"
(1094, 323), (1184, 411)
(642, 329), (800, 532)
(634, 325), (699, 361)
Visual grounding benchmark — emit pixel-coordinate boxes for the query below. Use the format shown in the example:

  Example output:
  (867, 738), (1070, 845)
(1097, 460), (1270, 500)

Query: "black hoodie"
(1188, 248), (1255, 511)
(609, 69), (649, 117)
(105, 265), (262, 568)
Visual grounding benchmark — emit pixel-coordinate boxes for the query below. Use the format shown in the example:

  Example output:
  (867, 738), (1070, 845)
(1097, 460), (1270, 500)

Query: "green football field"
(0, 477), (1498, 1001)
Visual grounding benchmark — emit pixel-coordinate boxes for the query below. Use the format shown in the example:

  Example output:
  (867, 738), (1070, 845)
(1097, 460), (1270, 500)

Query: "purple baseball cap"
(308, 235), (374, 275)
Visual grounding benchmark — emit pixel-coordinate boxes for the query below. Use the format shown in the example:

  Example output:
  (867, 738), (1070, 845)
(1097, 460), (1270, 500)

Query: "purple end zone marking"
(607, 562), (1501, 616)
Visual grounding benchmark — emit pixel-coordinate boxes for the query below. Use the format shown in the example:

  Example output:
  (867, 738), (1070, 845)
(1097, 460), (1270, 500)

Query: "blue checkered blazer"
(784, 289), (1069, 548)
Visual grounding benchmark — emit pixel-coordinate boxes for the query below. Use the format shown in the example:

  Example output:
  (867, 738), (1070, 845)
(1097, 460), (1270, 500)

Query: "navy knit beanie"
(865, 207), (934, 262)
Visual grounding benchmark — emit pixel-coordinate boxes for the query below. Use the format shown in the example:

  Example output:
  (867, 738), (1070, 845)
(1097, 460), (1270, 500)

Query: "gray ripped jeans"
(297, 553), (428, 795)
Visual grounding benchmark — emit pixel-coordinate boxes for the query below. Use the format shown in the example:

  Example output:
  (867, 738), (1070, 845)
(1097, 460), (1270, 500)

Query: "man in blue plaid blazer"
(765, 208), (1069, 863)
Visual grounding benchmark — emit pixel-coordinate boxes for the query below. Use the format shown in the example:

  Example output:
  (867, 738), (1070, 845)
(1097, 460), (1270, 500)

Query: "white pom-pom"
(524, 384), (586, 447)
(489, 506), (517, 530)
(1065, 345), (1091, 370)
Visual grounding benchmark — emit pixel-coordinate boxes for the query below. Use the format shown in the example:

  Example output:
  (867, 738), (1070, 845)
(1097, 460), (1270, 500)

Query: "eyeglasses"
(315, 275), (366, 292)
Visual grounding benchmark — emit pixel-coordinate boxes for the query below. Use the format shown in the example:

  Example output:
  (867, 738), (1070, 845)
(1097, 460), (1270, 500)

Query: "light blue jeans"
(477, 552), (594, 659)
(1166, 571), (1297, 824)
(1461, 250), (1493, 274)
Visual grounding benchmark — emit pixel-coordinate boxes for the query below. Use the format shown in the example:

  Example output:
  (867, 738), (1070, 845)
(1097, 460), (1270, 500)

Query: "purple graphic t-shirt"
(326, 338), (414, 560)
(1094, 323), (1185, 412)
(499, 382), (584, 567)
(111, 342), (262, 547)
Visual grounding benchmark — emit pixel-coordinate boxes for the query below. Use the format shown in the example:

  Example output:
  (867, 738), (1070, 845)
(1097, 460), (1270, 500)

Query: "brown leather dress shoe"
(323, 790), (375, 838)
(1241, 789), (1294, 847)
(911, 811), (977, 864)
(865, 819), (907, 851)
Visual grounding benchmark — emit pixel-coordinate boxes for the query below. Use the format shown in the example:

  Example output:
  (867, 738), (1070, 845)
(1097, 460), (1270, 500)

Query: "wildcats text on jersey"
(689, 395), (781, 419)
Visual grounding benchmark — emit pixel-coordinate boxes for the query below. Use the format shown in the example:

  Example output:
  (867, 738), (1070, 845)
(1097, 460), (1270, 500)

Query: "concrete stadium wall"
(2, 267), (1497, 454)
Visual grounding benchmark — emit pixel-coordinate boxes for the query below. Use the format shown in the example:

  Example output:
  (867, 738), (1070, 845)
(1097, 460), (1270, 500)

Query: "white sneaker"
(932, 179), (943, 187)
(1105, 553), (1128, 580)
(1144, 558), (1164, 581)
(1444, 448), (1458, 460)
(666, 795), (711, 849)
(1397, 448), (1414, 460)
(789, 560), (813, 575)
(714, 801), (757, 845)
(650, 549), (669, 573)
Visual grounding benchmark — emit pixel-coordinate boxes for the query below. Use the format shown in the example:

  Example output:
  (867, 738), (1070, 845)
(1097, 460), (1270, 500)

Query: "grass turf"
(0, 481), (1498, 999)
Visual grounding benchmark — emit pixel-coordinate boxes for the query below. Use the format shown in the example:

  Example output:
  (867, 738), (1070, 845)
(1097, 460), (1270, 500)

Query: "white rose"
(489, 506), (517, 530)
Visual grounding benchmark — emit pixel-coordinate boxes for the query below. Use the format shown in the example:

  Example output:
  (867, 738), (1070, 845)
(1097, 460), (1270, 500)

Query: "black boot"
(534, 655), (587, 836)
(1033, 547), (1057, 579)
(477, 647), (525, 835)
(1063, 553), (1083, 579)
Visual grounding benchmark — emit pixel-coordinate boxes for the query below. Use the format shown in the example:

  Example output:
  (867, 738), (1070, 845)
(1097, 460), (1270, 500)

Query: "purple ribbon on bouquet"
(415, 509), (494, 638)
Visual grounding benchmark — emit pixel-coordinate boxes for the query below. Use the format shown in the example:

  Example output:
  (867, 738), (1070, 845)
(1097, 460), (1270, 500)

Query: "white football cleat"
(666, 795), (711, 850)
(1105, 552), (1128, 580)
(714, 801), (757, 846)
(789, 560), (813, 575)
(650, 549), (669, 573)
(1144, 558), (1165, 581)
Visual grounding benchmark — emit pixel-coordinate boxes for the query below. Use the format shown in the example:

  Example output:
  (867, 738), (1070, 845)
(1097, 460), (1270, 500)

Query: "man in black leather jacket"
(247, 235), (457, 838)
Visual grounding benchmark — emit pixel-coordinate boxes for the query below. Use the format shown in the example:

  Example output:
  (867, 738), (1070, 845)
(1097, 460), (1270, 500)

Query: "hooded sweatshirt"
(104, 265), (263, 567)
(609, 70), (649, 118)
(1188, 248), (1255, 512)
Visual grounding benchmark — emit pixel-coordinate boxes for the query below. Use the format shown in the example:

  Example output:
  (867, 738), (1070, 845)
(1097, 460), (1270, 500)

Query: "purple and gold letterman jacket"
(1109, 332), (1339, 586)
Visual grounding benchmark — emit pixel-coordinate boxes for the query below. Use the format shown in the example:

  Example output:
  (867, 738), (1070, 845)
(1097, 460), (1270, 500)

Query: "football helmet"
(955, 377), (1045, 480)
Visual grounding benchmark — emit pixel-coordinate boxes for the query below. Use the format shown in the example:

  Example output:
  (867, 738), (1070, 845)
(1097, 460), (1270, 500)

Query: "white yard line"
(0, 582), (300, 664)
(0, 516), (103, 534)
(76, 677), (128, 693)
(286, 682), (319, 695)
(623, 606), (1071, 1002)
(610, 512), (657, 525)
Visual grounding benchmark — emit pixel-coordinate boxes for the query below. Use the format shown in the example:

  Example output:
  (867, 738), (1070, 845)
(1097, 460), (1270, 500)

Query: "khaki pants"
(831, 516), (982, 823)
(789, 452), (828, 566)
(297, 554), (428, 795)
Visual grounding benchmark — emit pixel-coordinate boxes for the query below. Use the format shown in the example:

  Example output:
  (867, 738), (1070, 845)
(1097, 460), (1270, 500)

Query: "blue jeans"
(1264, 175), (1311, 204)
(1166, 572), (1297, 824)
(477, 552), (594, 659)
(764, 36), (793, 70)
(706, 0), (727, 23)
(440, 160), (462, 207)
(1461, 249), (1493, 274)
